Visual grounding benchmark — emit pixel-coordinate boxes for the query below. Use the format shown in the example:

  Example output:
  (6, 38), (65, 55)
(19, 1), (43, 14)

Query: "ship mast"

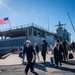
(55, 21), (66, 28)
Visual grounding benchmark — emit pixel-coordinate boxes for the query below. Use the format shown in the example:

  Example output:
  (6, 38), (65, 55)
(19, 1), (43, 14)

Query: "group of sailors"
(21, 39), (73, 75)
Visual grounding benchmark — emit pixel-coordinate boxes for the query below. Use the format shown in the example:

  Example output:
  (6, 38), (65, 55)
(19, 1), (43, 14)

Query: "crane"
(67, 12), (75, 33)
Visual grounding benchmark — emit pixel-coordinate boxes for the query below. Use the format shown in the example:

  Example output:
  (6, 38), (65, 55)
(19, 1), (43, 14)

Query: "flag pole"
(48, 15), (50, 32)
(8, 17), (12, 51)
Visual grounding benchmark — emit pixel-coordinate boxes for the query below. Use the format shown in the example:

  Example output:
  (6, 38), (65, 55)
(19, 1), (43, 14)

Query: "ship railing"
(0, 23), (49, 32)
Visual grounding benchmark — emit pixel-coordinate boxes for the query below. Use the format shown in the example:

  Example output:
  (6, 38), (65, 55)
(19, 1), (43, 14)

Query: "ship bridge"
(0, 23), (50, 38)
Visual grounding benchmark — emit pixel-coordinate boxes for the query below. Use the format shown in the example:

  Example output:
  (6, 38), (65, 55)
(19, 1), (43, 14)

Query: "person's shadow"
(32, 71), (39, 75)
(34, 61), (75, 73)
(54, 66), (75, 73)
(34, 62), (52, 72)
(63, 61), (75, 65)
(34, 62), (47, 72)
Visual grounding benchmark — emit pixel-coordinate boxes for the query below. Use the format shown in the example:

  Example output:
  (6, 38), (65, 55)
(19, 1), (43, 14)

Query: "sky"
(0, 0), (75, 41)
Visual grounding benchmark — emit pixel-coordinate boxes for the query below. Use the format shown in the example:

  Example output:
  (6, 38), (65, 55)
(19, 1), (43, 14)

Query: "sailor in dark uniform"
(41, 40), (48, 63)
(54, 40), (63, 67)
(23, 40), (36, 75)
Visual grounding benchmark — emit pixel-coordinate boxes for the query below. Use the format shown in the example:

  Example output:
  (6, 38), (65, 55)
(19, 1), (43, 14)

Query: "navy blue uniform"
(23, 45), (36, 74)
(54, 44), (63, 67)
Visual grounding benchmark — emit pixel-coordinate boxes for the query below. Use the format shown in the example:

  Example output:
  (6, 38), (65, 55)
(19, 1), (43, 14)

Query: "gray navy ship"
(0, 22), (71, 58)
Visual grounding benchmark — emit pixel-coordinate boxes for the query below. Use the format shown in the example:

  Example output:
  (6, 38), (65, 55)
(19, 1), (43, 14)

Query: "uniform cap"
(26, 40), (31, 43)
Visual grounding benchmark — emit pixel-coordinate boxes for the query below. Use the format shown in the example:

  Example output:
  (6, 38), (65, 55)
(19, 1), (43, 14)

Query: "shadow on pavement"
(34, 62), (75, 73)
(34, 62), (53, 72)
(54, 66), (75, 73)
(32, 71), (39, 75)
(63, 61), (75, 65)
(34, 63), (47, 72)
(23, 61), (75, 73)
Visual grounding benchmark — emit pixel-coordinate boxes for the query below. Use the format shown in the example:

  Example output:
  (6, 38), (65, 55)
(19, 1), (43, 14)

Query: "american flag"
(0, 17), (9, 25)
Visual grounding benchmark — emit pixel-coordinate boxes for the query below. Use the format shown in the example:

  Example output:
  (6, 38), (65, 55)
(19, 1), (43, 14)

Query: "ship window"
(34, 29), (37, 36)
(29, 29), (32, 35)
